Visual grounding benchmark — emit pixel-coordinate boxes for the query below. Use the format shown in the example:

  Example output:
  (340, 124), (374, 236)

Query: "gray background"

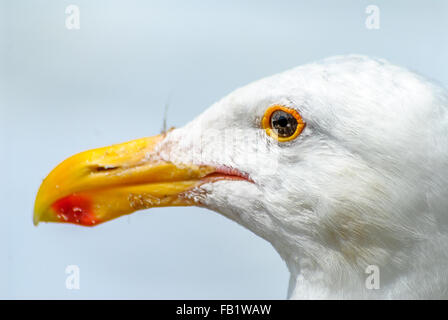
(1, 0), (447, 299)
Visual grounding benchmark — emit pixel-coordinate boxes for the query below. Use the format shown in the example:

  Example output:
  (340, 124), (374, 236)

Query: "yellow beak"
(33, 135), (215, 226)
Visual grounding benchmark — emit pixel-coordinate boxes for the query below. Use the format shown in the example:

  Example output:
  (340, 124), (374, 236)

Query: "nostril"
(92, 165), (119, 172)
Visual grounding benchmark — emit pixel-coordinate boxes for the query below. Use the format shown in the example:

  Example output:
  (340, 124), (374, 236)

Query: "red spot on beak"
(52, 195), (99, 226)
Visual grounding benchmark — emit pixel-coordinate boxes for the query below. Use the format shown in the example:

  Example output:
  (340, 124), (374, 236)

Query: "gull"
(34, 55), (448, 299)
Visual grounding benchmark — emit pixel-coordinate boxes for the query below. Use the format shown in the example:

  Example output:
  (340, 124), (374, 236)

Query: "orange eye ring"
(261, 105), (306, 142)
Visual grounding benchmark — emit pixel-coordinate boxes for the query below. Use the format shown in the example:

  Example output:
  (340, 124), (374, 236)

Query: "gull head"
(34, 55), (448, 299)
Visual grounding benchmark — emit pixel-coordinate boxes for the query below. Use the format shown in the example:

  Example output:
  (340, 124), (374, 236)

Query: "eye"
(261, 105), (306, 142)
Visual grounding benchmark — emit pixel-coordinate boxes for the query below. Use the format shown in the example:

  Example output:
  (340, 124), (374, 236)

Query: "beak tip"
(33, 213), (41, 226)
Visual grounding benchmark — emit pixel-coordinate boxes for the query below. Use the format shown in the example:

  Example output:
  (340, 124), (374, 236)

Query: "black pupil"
(270, 110), (298, 137)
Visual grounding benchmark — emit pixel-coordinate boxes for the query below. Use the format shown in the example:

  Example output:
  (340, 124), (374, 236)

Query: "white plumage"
(155, 55), (448, 299)
(34, 54), (448, 299)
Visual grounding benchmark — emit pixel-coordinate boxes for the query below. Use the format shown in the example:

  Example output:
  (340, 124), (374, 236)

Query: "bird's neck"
(274, 233), (448, 299)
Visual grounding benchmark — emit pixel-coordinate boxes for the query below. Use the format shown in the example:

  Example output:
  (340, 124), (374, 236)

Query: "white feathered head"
(35, 56), (448, 298)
